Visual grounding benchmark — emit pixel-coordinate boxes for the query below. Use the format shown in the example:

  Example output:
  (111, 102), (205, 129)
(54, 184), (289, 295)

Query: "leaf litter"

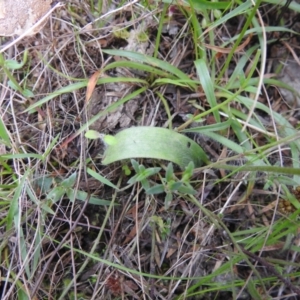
(1, 1), (300, 299)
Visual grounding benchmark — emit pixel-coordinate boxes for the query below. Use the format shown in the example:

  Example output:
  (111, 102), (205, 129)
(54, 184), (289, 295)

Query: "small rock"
(0, 0), (52, 36)
(276, 59), (300, 107)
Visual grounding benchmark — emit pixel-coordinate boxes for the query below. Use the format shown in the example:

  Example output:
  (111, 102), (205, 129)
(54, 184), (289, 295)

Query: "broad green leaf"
(102, 126), (209, 169)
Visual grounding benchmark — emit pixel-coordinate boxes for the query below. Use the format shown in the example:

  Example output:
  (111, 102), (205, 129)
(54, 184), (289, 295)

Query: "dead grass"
(1, 1), (300, 299)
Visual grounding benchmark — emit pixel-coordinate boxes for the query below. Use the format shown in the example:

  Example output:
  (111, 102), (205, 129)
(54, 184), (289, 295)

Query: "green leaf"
(102, 50), (197, 90)
(24, 81), (88, 112)
(162, 0), (231, 9)
(137, 167), (161, 181)
(0, 118), (10, 145)
(103, 61), (170, 78)
(146, 184), (165, 195)
(182, 161), (195, 182)
(6, 169), (30, 231)
(141, 178), (150, 190)
(87, 168), (119, 190)
(168, 181), (183, 191)
(102, 127), (209, 169)
(5, 49), (28, 69)
(177, 185), (197, 195)
(166, 163), (174, 182)
(0, 153), (44, 160)
(22, 89), (34, 98)
(47, 186), (66, 202)
(122, 164), (131, 176)
(103, 135), (117, 146)
(186, 129), (244, 154)
(263, 0), (300, 12)
(151, 215), (165, 228)
(85, 130), (103, 139)
(164, 192), (173, 209)
(66, 189), (112, 206)
(195, 59), (220, 123)
(131, 159), (140, 173)
(127, 174), (140, 184)
(61, 172), (77, 188)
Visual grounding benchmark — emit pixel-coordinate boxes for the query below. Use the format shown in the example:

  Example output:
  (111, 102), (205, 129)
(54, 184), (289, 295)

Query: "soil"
(1, 1), (300, 299)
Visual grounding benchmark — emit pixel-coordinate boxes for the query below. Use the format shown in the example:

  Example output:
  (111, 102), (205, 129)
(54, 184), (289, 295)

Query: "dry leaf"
(204, 33), (253, 55)
(86, 70), (102, 104)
